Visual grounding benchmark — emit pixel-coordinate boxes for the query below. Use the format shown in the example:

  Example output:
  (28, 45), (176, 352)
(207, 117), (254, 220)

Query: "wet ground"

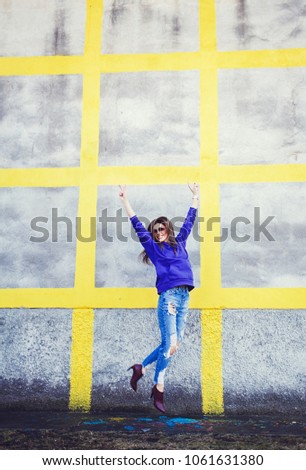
(0, 411), (305, 450)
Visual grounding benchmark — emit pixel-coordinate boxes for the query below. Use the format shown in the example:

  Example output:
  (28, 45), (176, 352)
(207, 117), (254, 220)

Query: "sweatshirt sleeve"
(130, 215), (154, 256)
(176, 207), (197, 244)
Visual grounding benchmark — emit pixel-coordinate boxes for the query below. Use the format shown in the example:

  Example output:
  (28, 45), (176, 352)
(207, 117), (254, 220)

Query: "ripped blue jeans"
(142, 286), (190, 385)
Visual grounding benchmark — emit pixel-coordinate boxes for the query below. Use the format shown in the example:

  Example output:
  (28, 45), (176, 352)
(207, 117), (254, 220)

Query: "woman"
(119, 183), (199, 412)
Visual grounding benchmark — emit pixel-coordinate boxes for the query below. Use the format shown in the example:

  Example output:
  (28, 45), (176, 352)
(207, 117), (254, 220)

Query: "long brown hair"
(139, 216), (177, 264)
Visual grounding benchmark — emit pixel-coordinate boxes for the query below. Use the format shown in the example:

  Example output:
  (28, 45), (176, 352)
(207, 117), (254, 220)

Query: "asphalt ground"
(0, 411), (306, 450)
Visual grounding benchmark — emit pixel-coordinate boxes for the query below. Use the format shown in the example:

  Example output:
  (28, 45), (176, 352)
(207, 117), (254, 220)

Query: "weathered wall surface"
(220, 182), (306, 288)
(222, 309), (306, 414)
(0, 0), (306, 415)
(1, 309), (72, 409)
(0, 75), (83, 168)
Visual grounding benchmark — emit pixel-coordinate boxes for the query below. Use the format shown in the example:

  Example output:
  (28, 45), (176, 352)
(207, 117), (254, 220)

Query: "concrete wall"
(1, 0), (306, 415)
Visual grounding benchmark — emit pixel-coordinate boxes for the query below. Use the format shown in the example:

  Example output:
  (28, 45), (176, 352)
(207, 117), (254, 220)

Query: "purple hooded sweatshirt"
(130, 207), (197, 294)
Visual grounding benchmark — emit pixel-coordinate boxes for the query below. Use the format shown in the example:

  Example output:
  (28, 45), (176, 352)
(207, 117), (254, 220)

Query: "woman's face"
(152, 223), (168, 243)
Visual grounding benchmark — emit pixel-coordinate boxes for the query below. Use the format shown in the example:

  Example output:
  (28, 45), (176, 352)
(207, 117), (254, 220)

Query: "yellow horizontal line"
(0, 56), (86, 76)
(0, 167), (81, 187)
(218, 164), (306, 183)
(218, 48), (306, 69)
(1, 49), (306, 77)
(96, 166), (202, 185)
(0, 287), (305, 309)
(0, 166), (201, 187)
(100, 52), (203, 73)
(218, 288), (306, 310)
(2, 164), (305, 187)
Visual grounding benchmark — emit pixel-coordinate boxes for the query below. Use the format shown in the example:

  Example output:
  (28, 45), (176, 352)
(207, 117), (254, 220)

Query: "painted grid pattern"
(0, 0), (306, 413)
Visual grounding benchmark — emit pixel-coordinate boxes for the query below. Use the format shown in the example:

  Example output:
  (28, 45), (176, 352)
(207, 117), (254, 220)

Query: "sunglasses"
(153, 227), (166, 234)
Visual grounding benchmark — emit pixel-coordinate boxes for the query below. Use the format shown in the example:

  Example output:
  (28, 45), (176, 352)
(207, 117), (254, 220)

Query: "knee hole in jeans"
(168, 302), (176, 315)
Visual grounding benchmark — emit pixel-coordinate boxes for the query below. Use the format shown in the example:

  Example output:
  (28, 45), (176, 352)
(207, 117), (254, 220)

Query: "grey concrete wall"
(0, 75), (82, 168)
(102, 0), (199, 54)
(220, 182), (306, 288)
(0, 187), (79, 288)
(218, 68), (306, 165)
(0, 309), (72, 410)
(223, 309), (306, 414)
(216, 0), (306, 51)
(0, 0), (86, 56)
(99, 71), (200, 166)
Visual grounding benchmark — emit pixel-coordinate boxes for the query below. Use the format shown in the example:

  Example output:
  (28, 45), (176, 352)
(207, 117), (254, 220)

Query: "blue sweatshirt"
(130, 207), (197, 295)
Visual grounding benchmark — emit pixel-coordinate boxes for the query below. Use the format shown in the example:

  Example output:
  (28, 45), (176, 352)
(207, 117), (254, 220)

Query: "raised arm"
(176, 183), (199, 243)
(119, 185), (153, 248)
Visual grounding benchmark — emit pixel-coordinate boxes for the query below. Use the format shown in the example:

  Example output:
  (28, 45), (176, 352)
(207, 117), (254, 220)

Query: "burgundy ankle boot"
(151, 385), (166, 413)
(127, 364), (143, 392)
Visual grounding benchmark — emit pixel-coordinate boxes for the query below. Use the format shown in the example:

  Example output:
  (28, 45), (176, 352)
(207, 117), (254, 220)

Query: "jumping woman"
(119, 183), (199, 413)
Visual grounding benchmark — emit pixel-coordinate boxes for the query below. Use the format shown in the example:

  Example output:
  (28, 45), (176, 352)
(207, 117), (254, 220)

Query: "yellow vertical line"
(199, 0), (224, 414)
(69, 0), (103, 412)
(74, 0), (103, 291)
(200, 65), (221, 298)
(201, 309), (224, 414)
(69, 309), (95, 411)
(199, 0), (217, 52)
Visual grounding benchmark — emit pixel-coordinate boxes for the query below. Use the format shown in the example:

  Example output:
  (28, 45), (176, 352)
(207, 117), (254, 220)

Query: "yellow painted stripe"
(1, 49), (306, 80)
(218, 164), (306, 184)
(201, 309), (224, 414)
(199, 65), (222, 293)
(69, 308), (95, 411)
(74, 0), (102, 291)
(200, 0), (217, 52)
(218, 48), (306, 69)
(0, 286), (305, 309)
(73, 74), (101, 293)
(69, 0), (104, 412)
(218, 287), (306, 310)
(100, 52), (203, 73)
(199, 0), (223, 415)
(1, 164), (306, 188)
(1, 50), (306, 78)
(0, 56), (85, 76)
(0, 168), (81, 187)
(96, 166), (201, 185)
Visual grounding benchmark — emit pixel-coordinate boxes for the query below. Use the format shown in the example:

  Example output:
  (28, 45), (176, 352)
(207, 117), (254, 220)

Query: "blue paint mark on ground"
(83, 419), (106, 425)
(124, 426), (135, 431)
(166, 417), (199, 426)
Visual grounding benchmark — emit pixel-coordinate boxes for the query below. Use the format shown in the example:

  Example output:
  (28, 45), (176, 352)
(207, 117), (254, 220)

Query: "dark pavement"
(0, 410), (305, 450)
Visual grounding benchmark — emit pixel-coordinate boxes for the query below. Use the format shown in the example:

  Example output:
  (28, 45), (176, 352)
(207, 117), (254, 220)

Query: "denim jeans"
(142, 286), (190, 385)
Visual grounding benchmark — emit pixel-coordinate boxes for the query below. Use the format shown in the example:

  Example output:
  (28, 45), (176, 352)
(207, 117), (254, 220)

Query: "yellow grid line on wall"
(199, 0), (223, 414)
(69, 308), (95, 412)
(68, 0), (103, 411)
(201, 309), (224, 414)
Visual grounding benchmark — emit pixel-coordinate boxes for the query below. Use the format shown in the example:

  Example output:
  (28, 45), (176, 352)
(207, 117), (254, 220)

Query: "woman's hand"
(188, 182), (199, 208)
(119, 185), (126, 200)
(118, 185), (135, 218)
(188, 182), (199, 197)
